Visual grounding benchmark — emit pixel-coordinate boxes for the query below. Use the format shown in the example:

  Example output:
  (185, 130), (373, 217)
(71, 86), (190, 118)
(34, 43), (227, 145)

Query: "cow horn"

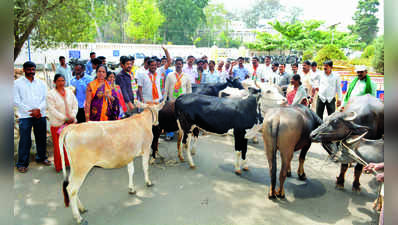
(344, 111), (357, 121)
(346, 131), (368, 145)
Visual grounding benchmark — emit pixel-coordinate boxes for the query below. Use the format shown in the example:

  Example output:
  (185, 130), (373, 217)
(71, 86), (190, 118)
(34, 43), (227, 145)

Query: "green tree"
(372, 35), (384, 73)
(194, 3), (228, 47)
(157, 0), (208, 45)
(348, 0), (379, 44)
(242, 0), (281, 28)
(313, 44), (347, 66)
(125, 0), (164, 42)
(361, 44), (375, 59)
(14, 0), (95, 61)
(245, 32), (279, 53)
(217, 31), (242, 48)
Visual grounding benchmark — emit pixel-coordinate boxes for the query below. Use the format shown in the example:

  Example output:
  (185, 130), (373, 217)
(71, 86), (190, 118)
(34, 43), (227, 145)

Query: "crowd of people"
(14, 46), (378, 174)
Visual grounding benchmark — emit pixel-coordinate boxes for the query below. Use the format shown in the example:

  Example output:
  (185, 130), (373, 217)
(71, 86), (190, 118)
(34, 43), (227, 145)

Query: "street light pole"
(28, 36), (31, 61)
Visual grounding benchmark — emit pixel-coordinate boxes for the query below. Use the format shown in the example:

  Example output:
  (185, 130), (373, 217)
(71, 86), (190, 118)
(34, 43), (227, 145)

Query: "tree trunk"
(14, 13), (42, 62)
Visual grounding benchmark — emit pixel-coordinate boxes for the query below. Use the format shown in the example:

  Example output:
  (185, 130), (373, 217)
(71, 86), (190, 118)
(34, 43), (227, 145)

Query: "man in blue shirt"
(70, 63), (93, 123)
(85, 52), (96, 76)
(229, 57), (248, 81)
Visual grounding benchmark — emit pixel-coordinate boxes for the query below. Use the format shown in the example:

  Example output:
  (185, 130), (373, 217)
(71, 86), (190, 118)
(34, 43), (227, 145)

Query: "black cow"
(191, 78), (244, 96)
(175, 89), (286, 174)
(151, 101), (199, 162)
(310, 94), (384, 191)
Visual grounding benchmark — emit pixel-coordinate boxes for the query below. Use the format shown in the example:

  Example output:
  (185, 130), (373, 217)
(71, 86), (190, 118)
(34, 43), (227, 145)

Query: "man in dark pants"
(14, 61), (51, 173)
(116, 56), (135, 112)
(316, 60), (342, 119)
(71, 63), (93, 123)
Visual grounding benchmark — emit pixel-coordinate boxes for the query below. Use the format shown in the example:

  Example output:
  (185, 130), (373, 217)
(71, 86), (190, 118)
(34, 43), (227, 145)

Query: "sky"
(212, 0), (384, 34)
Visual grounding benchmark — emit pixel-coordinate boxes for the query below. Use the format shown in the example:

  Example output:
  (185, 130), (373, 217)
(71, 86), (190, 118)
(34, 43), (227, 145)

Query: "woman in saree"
(85, 65), (120, 121)
(107, 71), (127, 118)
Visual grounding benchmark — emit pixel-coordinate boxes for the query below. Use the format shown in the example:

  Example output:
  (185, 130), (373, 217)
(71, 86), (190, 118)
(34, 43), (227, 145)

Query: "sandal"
(17, 167), (27, 173)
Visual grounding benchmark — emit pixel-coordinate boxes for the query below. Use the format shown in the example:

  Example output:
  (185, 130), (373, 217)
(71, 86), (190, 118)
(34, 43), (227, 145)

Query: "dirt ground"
(14, 134), (381, 225)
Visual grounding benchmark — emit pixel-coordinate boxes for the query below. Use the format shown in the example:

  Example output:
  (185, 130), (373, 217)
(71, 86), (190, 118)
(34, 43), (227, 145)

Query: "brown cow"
(262, 104), (322, 199)
(59, 103), (164, 225)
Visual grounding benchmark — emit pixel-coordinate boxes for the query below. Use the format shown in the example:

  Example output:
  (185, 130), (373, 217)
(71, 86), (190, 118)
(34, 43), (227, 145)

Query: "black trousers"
(16, 117), (48, 168)
(316, 97), (336, 120)
(76, 108), (86, 123)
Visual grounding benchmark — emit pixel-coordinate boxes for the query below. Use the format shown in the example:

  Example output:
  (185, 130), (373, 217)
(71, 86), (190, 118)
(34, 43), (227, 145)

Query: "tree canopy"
(348, 0), (380, 44)
(125, 0), (164, 42)
(157, 0), (208, 45)
(14, 0), (95, 61)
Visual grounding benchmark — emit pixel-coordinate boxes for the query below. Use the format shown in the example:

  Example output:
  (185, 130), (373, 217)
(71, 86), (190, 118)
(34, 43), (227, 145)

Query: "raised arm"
(162, 46), (171, 70)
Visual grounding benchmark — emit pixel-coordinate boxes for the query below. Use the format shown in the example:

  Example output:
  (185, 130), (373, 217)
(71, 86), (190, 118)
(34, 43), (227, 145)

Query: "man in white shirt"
(138, 46), (171, 104)
(248, 56), (267, 82)
(55, 56), (72, 86)
(14, 61), (51, 173)
(164, 57), (192, 101)
(182, 56), (198, 84)
(268, 62), (279, 85)
(316, 60), (342, 120)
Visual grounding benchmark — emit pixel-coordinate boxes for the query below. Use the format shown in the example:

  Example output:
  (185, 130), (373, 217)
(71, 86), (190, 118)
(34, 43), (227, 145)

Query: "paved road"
(14, 134), (380, 225)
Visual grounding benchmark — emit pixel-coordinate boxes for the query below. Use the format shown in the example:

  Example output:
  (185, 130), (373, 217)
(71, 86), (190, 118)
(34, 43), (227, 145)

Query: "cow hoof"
(146, 182), (154, 188)
(242, 167), (249, 172)
(191, 150), (196, 155)
(235, 170), (242, 176)
(335, 183), (344, 190)
(298, 173), (307, 181)
(352, 186), (361, 193)
(287, 171), (292, 177)
(268, 195), (276, 200)
(128, 189), (137, 195)
(80, 219), (88, 225)
(190, 165), (196, 169)
(179, 157), (185, 162)
(79, 208), (88, 214)
(276, 189), (285, 199)
(277, 193), (285, 199)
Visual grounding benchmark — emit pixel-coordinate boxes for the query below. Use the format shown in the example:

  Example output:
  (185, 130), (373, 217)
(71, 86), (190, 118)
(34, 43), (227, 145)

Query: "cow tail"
(59, 128), (70, 207)
(271, 119), (279, 188)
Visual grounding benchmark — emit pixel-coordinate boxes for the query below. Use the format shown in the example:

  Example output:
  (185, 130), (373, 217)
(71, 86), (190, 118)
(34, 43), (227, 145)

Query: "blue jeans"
(16, 117), (48, 168)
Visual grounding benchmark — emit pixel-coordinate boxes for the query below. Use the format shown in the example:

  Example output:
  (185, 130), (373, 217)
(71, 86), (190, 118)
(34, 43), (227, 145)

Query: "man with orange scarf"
(163, 57), (192, 140)
(138, 46), (171, 104)
(248, 56), (267, 83)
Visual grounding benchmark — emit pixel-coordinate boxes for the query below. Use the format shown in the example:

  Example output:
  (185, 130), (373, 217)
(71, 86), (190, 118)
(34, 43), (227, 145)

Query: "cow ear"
(346, 131), (368, 144)
(344, 111), (357, 121)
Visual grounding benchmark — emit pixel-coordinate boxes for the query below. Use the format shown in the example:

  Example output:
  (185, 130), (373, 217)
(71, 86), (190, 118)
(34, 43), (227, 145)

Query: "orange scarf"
(89, 79), (112, 121)
(148, 72), (159, 101)
(252, 65), (258, 80)
(174, 72), (183, 90)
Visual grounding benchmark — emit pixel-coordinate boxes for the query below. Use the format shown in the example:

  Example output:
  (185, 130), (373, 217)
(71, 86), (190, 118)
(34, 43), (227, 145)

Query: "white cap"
(354, 65), (367, 72)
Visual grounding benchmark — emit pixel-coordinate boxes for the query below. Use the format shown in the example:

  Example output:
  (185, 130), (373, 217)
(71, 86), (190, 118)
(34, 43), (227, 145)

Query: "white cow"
(59, 103), (164, 225)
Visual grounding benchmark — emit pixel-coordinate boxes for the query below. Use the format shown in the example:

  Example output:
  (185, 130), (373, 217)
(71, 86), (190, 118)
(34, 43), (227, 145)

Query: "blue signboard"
(113, 50), (120, 57)
(69, 50), (81, 59)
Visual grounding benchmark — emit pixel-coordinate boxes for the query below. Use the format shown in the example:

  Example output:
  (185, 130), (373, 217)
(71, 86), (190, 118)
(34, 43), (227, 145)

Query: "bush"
(372, 35), (384, 73)
(302, 50), (314, 61)
(349, 58), (372, 67)
(361, 44), (375, 59)
(314, 44), (347, 66)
